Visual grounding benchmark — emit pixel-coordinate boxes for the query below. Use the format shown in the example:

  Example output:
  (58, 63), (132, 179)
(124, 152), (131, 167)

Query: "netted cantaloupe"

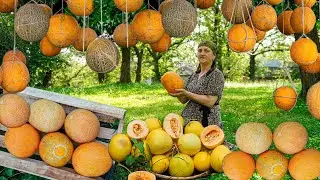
(210, 145), (231, 172)
(39, 132), (74, 167)
(40, 4), (52, 17)
(266, 0), (283, 5)
(114, 0), (143, 12)
(307, 82), (320, 119)
(288, 149), (320, 180)
(132, 10), (164, 43)
(228, 24), (256, 52)
(236, 122), (272, 155)
(162, 0), (197, 37)
(0, 94), (29, 128)
(0, 0), (18, 13)
(127, 120), (149, 139)
(245, 20), (266, 42)
(184, 121), (204, 137)
(197, 0), (216, 9)
(29, 99), (66, 133)
(194, 151), (211, 172)
(73, 27), (97, 51)
(72, 142), (112, 177)
(14, 3), (49, 42)
(290, 7), (315, 34)
(108, 133), (132, 162)
(150, 32), (171, 52)
(256, 150), (288, 180)
(146, 129), (173, 155)
(163, 113), (184, 139)
(251, 4), (277, 31)
(128, 171), (156, 180)
(46, 14), (80, 48)
(40, 36), (61, 57)
(290, 38), (318, 66)
(161, 71), (184, 94)
(151, 155), (170, 174)
(159, 0), (173, 14)
(277, 10), (295, 35)
(169, 153), (194, 177)
(178, 133), (202, 156)
(113, 23), (137, 48)
(67, 0), (94, 16)
(295, 0), (316, 8)
(64, 109), (100, 143)
(3, 50), (26, 64)
(222, 151), (255, 180)
(86, 38), (120, 73)
(1, 61), (29, 93)
(5, 124), (40, 158)
(273, 122), (308, 154)
(301, 54), (320, 73)
(145, 118), (162, 132)
(222, 0), (253, 24)
(273, 86), (297, 111)
(200, 125), (225, 150)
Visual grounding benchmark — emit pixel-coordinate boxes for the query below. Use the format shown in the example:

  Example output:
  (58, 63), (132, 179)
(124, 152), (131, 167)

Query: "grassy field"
(1, 81), (320, 179)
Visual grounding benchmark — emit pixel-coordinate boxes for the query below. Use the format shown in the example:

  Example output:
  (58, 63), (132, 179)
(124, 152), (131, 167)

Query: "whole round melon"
(184, 121), (204, 137)
(108, 133), (132, 162)
(301, 54), (320, 73)
(113, 23), (137, 48)
(40, 4), (52, 17)
(194, 151), (211, 172)
(159, 0), (173, 14)
(228, 24), (256, 52)
(273, 121), (308, 154)
(251, 4), (277, 31)
(29, 99), (66, 133)
(200, 125), (225, 150)
(256, 150), (288, 180)
(67, 0), (94, 16)
(0, 0), (18, 13)
(146, 129), (173, 155)
(0, 94), (30, 128)
(210, 145), (231, 172)
(222, 151), (255, 180)
(295, 0), (317, 7)
(169, 153), (194, 177)
(1, 61), (29, 93)
(178, 133), (201, 156)
(72, 142), (112, 177)
(144, 118), (162, 132)
(64, 109), (100, 143)
(290, 7), (315, 34)
(161, 72), (184, 94)
(3, 50), (26, 64)
(307, 82), (320, 119)
(222, 0), (253, 24)
(246, 20), (266, 42)
(162, 0), (197, 37)
(127, 120), (149, 140)
(235, 122), (272, 155)
(39, 132), (74, 167)
(128, 171), (156, 180)
(86, 38), (120, 73)
(273, 86), (297, 111)
(266, 0), (283, 5)
(290, 38), (317, 66)
(132, 9), (164, 43)
(14, 3), (49, 42)
(73, 27), (97, 51)
(150, 32), (171, 53)
(277, 10), (295, 35)
(40, 36), (61, 57)
(5, 124), (40, 158)
(163, 113), (184, 139)
(197, 0), (216, 9)
(114, 0), (144, 12)
(46, 14), (79, 48)
(288, 149), (320, 180)
(151, 155), (170, 173)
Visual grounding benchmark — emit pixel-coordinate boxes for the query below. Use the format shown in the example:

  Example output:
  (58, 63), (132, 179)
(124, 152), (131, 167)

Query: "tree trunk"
(154, 57), (161, 81)
(133, 47), (143, 83)
(249, 55), (256, 81)
(295, 27), (320, 98)
(43, 70), (52, 88)
(120, 47), (131, 83)
(98, 73), (106, 84)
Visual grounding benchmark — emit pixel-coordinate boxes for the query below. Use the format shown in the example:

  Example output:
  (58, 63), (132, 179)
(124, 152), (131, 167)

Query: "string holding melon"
(222, 0), (253, 24)
(277, 10), (295, 35)
(227, 23), (256, 53)
(113, 23), (137, 48)
(67, 0), (94, 16)
(290, 7), (315, 34)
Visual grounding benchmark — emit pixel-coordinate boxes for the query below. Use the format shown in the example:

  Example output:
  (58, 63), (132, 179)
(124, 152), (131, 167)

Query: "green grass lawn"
(1, 81), (320, 179)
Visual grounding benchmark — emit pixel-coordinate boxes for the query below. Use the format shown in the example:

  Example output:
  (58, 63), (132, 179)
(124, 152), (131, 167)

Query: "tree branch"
(64, 64), (87, 86)
(255, 48), (289, 56)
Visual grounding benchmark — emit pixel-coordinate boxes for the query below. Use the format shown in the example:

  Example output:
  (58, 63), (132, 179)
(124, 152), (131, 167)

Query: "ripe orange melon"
(273, 122), (308, 154)
(73, 27), (97, 51)
(266, 0), (283, 5)
(29, 99), (66, 133)
(273, 86), (297, 111)
(72, 142), (112, 177)
(277, 10), (295, 35)
(39, 132), (74, 167)
(128, 171), (156, 180)
(307, 82), (320, 119)
(3, 50), (26, 64)
(246, 20), (266, 42)
(196, 0), (216, 9)
(114, 0), (144, 12)
(5, 124), (40, 158)
(0, 0), (18, 13)
(290, 38), (318, 66)
(40, 36), (61, 57)
(221, 0), (253, 24)
(150, 32), (171, 52)
(67, 0), (94, 16)
(64, 109), (100, 143)
(228, 24), (256, 52)
(301, 54), (320, 73)
(0, 94), (30, 128)
(113, 23), (137, 48)
(295, 0), (317, 8)
(251, 4), (277, 31)
(1, 61), (29, 93)
(290, 7), (316, 34)
(39, 4), (52, 17)
(200, 125), (225, 150)
(161, 71), (184, 94)
(0, 66), (3, 85)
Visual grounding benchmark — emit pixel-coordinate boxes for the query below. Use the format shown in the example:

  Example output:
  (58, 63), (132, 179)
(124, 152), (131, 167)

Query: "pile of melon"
(109, 113), (231, 179)
(0, 93), (113, 178)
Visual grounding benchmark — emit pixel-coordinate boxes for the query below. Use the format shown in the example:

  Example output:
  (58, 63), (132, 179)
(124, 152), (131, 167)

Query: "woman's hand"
(169, 89), (188, 97)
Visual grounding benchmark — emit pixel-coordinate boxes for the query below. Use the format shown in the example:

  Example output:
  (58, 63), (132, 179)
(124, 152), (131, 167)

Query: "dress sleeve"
(203, 71), (225, 102)
(184, 73), (194, 91)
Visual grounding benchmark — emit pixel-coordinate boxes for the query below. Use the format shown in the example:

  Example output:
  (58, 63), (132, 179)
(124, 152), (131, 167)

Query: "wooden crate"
(0, 87), (126, 180)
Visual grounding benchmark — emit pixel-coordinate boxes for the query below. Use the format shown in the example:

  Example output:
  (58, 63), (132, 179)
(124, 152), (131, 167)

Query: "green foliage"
(0, 166), (47, 180)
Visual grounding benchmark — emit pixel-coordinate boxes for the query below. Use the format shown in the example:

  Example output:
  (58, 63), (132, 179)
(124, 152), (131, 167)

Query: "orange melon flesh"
(200, 125), (225, 149)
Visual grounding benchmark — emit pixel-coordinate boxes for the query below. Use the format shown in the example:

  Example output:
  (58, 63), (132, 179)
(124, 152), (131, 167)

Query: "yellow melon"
(194, 151), (211, 172)
(210, 145), (231, 172)
(169, 153), (194, 177)
(151, 155), (170, 173)
(144, 118), (162, 132)
(178, 133), (202, 156)
(184, 121), (204, 137)
(146, 129), (173, 155)
(109, 133), (132, 162)
(307, 82), (320, 119)
(290, 38), (318, 66)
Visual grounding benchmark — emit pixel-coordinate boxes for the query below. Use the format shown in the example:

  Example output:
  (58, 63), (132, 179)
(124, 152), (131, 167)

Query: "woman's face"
(197, 46), (215, 65)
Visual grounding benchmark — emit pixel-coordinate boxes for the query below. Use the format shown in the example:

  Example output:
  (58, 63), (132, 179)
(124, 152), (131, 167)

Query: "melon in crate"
(67, 0), (94, 16)
(3, 50), (26, 64)
(73, 27), (97, 51)
(1, 61), (30, 93)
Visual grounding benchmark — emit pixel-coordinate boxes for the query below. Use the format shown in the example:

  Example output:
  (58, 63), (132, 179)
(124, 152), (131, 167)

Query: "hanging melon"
(301, 54), (320, 73)
(227, 24), (256, 52)
(2, 50), (26, 64)
(290, 38), (317, 66)
(294, 0), (317, 8)
(127, 120), (149, 140)
(290, 7), (315, 34)
(113, 23), (137, 48)
(73, 27), (97, 51)
(159, 0), (173, 14)
(307, 82), (320, 119)
(14, 3), (49, 42)
(0, 0), (18, 13)
(1, 61), (29, 93)
(277, 10), (295, 35)
(266, 0), (283, 5)
(39, 4), (52, 17)
(246, 20), (266, 42)
(114, 0), (144, 12)
(273, 86), (297, 111)
(197, 0), (216, 9)
(200, 125), (225, 149)
(67, 0), (94, 16)
(162, 0), (197, 37)
(251, 4), (277, 31)
(128, 171), (156, 180)
(40, 36), (61, 57)
(160, 71), (184, 94)
(150, 32), (171, 53)
(222, 0), (253, 24)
